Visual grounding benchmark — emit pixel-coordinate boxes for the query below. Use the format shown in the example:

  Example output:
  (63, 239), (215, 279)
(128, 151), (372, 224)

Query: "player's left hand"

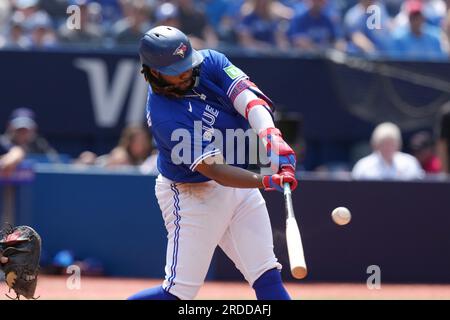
(262, 169), (298, 192)
(259, 128), (296, 173)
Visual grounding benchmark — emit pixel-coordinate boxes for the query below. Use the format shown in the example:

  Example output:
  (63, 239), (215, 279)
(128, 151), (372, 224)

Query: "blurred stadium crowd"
(0, 0), (449, 58)
(1, 106), (450, 180)
(0, 0), (449, 180)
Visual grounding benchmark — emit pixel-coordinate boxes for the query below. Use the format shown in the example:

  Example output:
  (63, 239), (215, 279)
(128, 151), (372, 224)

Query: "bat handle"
(283, 182), (295, 220)
(283, 182), (292, 196)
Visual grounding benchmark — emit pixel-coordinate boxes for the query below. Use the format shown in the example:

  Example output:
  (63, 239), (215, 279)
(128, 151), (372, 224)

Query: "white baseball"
(331, 207), (351, 226)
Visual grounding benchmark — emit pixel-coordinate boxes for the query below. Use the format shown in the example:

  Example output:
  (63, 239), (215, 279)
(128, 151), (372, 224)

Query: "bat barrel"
(284, 182), (308, 279)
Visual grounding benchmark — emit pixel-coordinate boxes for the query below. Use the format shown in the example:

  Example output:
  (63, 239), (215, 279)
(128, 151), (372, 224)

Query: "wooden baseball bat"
(284, 182), (307, 279)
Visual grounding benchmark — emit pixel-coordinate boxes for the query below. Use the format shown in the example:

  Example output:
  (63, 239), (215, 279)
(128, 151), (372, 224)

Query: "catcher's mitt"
(0, 225), (41, 300)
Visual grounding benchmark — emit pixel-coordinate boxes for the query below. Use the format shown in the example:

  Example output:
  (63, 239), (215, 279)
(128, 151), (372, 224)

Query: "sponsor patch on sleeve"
(223, 65), (244, 80)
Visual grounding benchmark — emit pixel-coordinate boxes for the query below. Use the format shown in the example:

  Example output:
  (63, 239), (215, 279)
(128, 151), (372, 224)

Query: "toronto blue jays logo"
(173, 42), (188, 58)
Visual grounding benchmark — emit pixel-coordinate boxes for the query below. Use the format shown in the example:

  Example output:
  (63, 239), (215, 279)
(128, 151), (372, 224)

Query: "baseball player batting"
(128, 26), (298, 300)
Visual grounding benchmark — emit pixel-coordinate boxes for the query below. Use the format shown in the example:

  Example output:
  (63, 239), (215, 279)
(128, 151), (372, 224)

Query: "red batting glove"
(259, 128), (296, 173)
(262, 170), (298, 192)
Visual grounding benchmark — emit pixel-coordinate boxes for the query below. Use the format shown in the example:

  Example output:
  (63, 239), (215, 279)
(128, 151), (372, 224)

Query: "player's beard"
(167, 78), (195, 96)
(157, 77), (195, 98)
(141, 65), (200, 98)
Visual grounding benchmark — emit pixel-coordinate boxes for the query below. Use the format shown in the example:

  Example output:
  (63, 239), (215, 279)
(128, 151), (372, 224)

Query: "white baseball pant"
(155, 174), (282, 300)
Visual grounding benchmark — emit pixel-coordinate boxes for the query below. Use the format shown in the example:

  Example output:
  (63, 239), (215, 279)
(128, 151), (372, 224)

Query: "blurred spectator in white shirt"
(352, 122), (424, 180)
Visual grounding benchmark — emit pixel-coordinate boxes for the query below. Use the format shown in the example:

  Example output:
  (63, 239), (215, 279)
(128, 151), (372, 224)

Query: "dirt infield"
(1, 276), (450, 300)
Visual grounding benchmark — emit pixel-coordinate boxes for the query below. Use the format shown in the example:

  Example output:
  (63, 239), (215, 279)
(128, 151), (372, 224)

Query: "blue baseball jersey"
(147, 49), (265, 183)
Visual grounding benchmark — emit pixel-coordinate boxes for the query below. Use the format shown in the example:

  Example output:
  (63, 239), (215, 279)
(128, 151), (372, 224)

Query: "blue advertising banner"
(2, 166), (449, 283)
(1, 49), (449, 168)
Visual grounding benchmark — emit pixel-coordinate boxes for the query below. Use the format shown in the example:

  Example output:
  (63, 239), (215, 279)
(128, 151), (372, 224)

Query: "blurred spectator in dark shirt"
(237, 0), (293, 52)
(58, 0), (103, 46)
(0, 108), (59, 175)
(344, 0), (393, 55)
(437, 103), (450, 174)
(392, 0), (445, 59)
(174, 0), (218, 49)
(287, 0), (345, 53)
(409, 131), (442, 173)
(112, 0), (151, 46)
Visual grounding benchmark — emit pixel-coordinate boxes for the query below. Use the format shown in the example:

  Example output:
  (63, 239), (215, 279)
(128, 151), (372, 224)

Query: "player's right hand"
(262, 170), (298, 192)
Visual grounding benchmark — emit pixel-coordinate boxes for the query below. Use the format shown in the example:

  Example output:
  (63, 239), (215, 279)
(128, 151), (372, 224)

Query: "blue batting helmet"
(139, 26), (204, 76)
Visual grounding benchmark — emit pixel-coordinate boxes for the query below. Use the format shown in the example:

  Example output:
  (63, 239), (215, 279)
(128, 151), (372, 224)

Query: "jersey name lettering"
(201, 105), (219, 142)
